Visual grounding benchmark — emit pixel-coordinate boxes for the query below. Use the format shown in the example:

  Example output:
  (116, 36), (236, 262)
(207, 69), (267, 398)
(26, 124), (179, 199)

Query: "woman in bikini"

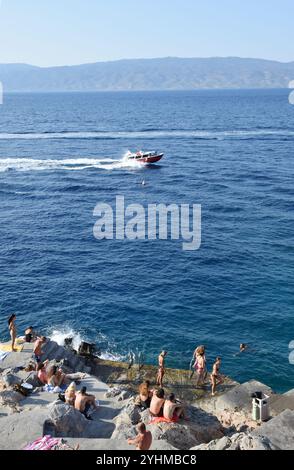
(8, 314), (17, 351)
(194, 345), (207, 387)
(211, 357), (223, 396)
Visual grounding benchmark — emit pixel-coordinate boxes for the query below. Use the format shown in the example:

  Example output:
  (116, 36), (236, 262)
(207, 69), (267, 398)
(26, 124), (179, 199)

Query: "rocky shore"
(1, 339), (294, 450)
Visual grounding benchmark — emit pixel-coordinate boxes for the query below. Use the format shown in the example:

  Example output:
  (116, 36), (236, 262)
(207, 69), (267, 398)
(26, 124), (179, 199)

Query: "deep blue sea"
(0, 90), (293, 392)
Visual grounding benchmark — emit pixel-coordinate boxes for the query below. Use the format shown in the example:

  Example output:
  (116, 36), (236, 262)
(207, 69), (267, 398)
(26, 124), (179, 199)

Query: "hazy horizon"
(0, 0), (293, 67)
(1, 55), (294, 69)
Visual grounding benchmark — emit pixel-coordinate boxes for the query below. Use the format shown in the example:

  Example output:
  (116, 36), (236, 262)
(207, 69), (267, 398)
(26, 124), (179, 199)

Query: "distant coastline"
(1, 57), (294, 92)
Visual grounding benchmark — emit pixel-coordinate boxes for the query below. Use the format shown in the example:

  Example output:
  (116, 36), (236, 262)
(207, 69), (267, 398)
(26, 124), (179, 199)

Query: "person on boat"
(163, 393), (186, 422)
(128, 423), (152, 451)
(33, 336), (47, 364)
(138, 380), (153, 409)
(193, 345), (207, 387)
(74, 386), (98, 420)
(8, 314), (17, 351)
(156, 350), (167, 387)
(36, 360), (50, 384)
(211, 357), (223, 396)
(150, 388), (165, 417)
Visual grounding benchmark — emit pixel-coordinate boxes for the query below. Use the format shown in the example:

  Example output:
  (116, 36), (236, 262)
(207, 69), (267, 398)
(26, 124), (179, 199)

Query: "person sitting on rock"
(36, 360), (50, 384)
(25, 326), (36, 343)
(65, 381), (76, 406)
(138, 380), (153, 409)
(33, 336), (47, 365)
(128, 422), (152, 451)
(150, 388), (165, 417)
(163, 393), (186, 422)
(74, 386), (99, 420)
(47, 365), (64, 387)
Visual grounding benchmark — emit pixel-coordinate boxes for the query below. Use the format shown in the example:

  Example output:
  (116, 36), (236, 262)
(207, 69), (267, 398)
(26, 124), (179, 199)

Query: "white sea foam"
(50, 328), (84, 352)
(49, 327), (125, 362)
(0, 155), (144, 172)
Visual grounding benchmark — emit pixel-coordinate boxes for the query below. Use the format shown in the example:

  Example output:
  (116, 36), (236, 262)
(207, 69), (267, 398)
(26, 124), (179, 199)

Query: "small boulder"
(105, 387), (123, 399)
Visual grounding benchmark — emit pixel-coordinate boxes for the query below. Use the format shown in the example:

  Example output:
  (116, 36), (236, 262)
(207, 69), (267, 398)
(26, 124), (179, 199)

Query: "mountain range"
(0, 57), (294, 92)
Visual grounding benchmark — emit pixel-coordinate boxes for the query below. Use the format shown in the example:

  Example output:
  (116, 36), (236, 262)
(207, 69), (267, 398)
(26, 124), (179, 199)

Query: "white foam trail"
(0, 129), (293, 140)
(0, 156), (144, 172)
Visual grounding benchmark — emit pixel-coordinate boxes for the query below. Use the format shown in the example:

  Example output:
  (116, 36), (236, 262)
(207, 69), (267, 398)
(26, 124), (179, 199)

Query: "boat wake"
(0, 129), (293, 141)
(0, 155), (144, 172)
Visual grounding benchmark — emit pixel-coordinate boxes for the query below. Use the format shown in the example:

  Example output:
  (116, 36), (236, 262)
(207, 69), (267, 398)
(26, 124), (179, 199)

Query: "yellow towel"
(0, 342), (23, 352)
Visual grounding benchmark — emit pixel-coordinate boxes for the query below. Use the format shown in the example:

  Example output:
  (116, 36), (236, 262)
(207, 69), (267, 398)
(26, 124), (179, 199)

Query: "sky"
(0, 0), (293, 67)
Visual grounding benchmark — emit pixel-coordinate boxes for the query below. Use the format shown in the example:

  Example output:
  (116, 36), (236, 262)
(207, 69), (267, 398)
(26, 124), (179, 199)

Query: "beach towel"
(43, 384), (67, 393)
(149, 415), (179, 425)
(0, 342), (23, 353)
(24, 435), (61, 451)
(0, 350), (10, 362)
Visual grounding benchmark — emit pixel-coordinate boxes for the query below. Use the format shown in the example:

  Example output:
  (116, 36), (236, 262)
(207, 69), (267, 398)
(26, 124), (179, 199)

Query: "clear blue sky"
(0, 0), (293, 66)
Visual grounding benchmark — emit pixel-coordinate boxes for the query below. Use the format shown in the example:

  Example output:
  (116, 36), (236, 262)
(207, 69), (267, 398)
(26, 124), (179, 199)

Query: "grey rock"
(150, 423), (198, 450)
(140, 408), (151, 425)
(111, 421), (137, 440)
(118, 390), (133, 402)
(0, 390), (24, 405)
(48, 401), (89, 437)
(105, 387), (123, 399)
(121, 400), (141, 425)
(253, 409), (294, 450)
(2, 370), (22, 387)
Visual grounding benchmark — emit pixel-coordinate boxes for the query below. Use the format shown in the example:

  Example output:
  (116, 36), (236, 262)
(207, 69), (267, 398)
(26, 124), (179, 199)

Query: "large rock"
(111, 420), (137, 440)
(191, 432), (274, 450)
(252, 409), (294, 450)
(0, 389), (24, 405)
(150, 423), (199, 450)
(199, 380), (273, 415)
(0, 408), (49, 450)
(48, 401), (89, 437)
(120, 400), (141, 425)
(1, 369), (22, 387)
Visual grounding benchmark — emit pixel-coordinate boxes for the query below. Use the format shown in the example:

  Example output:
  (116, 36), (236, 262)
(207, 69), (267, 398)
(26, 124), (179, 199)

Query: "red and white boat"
(126, 150), (164, 164)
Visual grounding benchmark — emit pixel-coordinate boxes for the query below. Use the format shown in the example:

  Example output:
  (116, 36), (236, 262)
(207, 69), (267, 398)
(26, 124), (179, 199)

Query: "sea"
(0, 89), (293, 392)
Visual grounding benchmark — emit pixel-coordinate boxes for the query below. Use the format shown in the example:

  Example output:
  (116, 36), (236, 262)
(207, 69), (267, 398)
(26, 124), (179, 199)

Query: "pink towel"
(24, 435), (61, 451)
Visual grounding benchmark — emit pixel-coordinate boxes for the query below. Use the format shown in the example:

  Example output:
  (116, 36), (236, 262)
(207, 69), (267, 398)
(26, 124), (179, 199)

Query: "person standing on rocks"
(128, 422), (152, 450)
(33, 336), (46, 365)
(156, 350), (167, 387)
(8, 314), (17, 351)
(211, 357), (223, 396)
(193, 345), (207, 387)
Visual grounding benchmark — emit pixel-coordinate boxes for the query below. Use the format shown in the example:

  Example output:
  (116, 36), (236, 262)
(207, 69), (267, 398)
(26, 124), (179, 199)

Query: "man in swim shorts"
(156, 350), (167, 387)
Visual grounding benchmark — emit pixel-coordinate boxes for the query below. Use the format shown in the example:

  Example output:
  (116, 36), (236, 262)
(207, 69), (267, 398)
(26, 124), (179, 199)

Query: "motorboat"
(125, 150), (164, 164)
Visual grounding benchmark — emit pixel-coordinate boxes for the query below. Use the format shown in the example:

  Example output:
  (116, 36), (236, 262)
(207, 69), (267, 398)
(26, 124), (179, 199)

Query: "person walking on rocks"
(128, 423), (152, 450)
(193, 345), (207, 387)
(211, 357), (223, 396)
(8, 314), (17, 351)
(156, 350), (167, 387)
